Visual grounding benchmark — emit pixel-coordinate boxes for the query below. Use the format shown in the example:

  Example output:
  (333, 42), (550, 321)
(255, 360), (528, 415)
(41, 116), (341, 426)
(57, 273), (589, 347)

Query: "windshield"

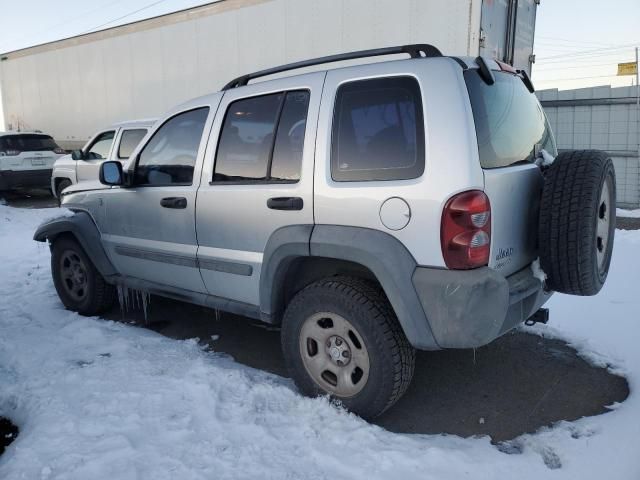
(0, 134), (61, 153)
(464, 70), (557, 169)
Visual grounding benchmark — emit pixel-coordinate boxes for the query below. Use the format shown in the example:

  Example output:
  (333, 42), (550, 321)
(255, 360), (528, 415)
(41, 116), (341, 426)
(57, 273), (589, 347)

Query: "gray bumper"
(0, 169), (53, 190)
(413, 266), (552, 349)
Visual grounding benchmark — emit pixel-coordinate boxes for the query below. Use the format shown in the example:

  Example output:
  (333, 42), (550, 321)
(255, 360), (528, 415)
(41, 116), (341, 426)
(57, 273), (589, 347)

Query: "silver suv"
(35, 45), (616, 419)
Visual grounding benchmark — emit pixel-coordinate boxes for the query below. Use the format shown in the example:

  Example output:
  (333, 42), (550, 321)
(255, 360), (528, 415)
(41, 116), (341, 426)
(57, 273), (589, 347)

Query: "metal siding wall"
(538, 86), (640, 208)
(0, 0), (484, 147)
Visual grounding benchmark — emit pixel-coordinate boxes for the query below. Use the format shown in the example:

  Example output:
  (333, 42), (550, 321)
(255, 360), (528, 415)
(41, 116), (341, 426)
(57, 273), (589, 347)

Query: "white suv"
(51, 119), (155, 199)
(0, 131), (66, 192)
(35, 45), (616, 419)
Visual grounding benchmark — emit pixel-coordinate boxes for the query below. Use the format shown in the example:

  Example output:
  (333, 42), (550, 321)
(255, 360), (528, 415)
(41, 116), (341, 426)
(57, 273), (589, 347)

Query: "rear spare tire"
(539, 150), (616, 296)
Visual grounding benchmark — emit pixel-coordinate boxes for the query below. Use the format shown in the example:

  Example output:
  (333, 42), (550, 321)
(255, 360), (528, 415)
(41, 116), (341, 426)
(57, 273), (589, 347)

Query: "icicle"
(141, 291), (150, 322)
(117, 285), (125, 311)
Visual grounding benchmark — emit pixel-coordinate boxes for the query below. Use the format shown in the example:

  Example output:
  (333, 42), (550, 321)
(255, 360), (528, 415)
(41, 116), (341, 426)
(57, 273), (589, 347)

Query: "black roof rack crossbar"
(222, 44), (443, 90)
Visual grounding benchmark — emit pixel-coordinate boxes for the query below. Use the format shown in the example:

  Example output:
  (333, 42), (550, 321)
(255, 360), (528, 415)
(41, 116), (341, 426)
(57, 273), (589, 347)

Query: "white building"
(538, 85), (640, 208)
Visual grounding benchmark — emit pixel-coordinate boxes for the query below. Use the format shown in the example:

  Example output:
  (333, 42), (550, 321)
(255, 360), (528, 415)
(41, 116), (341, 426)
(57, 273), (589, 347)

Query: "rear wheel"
(281, 276), (415, 419)
(539, 150), (616, 295)
(51, 236), (116, 315)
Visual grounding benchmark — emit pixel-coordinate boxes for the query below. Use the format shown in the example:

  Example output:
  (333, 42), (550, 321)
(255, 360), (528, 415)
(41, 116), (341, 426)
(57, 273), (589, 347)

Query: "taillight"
(54, 148), (66, 154)
(441, 190), (491, 269)
(1, 149), (20, 156)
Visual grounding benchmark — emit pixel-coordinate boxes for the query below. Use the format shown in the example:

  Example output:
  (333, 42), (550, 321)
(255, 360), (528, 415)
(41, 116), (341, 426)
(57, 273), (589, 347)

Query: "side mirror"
(71, 149), (84, 160)
(99, 161), (124, 186)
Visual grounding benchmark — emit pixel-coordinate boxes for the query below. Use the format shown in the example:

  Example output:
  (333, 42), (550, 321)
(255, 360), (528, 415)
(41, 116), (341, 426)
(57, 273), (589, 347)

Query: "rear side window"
(213, 90), (310, 183)
(331, 76), (425, 182)
(465, 70), (557, 169)
(117, 129), (147, 159)
(134, 108), (209, 186)
(0, 134), (60, 153)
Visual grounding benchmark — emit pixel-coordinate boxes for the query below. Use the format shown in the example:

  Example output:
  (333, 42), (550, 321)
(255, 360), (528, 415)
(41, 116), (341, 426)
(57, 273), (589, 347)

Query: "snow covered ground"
(0, 203), (639, 480)
(617, 208), (640, 219)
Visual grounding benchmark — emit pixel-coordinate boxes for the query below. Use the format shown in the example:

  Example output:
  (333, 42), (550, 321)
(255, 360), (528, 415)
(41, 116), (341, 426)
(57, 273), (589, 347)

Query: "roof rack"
(222, 44), (443, 90)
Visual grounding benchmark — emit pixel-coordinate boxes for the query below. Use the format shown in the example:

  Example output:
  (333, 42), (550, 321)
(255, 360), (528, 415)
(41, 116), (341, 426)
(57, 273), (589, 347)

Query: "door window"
(271, 91), (310, 182)
(117, 129), (148, 159)
(134, 108), (209, 186)
(86, 131), (115, 159)
(331, 77), (425, 182)
(213, 90), (310, 183)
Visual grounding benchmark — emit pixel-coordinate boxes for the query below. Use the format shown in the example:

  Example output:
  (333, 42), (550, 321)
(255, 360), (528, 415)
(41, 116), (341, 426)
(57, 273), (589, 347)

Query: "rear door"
(195, 72), (323, 306)
(465, 68), (556, 276)
(113, 128), (149, 163)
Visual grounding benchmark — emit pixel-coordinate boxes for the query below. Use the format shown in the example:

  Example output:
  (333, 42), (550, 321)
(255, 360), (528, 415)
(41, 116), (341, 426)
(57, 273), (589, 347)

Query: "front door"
(99, 106), (213, 293)
(77, 130), (116, 183)
(195, 72), (323, 306)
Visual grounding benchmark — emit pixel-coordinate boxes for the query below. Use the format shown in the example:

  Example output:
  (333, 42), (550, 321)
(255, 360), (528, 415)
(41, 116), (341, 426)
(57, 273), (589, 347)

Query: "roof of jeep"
(168, 54), (508, 116)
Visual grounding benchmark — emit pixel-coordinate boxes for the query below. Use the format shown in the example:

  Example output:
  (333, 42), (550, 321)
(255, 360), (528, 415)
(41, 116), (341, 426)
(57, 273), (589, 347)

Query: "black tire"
(51, 236), (116, 315)
(281, 276), (415, 419)
(539, 150), (616, 296)
(55, 179), (72, 206)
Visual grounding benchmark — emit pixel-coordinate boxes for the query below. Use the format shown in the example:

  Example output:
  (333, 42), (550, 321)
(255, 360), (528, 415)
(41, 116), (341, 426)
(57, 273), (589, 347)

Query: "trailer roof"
(0, 0), (266, 59)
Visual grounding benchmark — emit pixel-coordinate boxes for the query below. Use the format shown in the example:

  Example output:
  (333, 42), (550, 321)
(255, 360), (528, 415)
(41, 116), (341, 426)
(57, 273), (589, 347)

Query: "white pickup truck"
(51, 119), (155, 198)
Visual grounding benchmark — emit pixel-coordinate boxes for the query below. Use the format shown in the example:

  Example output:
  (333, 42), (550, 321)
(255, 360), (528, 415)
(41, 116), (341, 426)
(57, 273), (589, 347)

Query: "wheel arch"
(260, 224), (439, 350)
(33, 211), (118, 279)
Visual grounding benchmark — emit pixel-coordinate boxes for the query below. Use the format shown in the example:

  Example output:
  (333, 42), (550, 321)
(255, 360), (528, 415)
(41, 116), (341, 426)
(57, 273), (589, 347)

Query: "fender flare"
(260, 224), (439, 350)
(33, 211), (118, 278)
(260, 225), (313, 321)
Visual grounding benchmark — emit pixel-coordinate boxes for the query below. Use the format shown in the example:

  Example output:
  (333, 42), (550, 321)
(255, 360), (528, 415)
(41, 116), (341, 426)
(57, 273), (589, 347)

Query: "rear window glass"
(0, 134), (60, 152)
(331, 76), (425, 182)
(465, 70), (557, 169)
(118, 129), (147, 159)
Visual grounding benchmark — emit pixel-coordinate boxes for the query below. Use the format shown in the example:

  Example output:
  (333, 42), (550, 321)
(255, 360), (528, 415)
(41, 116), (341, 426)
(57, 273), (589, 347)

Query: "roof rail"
(222, 44), (443, 90)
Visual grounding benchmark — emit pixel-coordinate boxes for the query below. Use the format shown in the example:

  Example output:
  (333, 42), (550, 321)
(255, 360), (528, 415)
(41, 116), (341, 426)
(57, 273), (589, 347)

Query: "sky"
(532, 0), (640, 91)
(0, 0), (638, 129)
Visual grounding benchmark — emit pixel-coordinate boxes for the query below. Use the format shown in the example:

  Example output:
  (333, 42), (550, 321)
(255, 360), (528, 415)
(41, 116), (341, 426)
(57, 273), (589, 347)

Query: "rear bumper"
(412, 265), (552, 349)
(0, 169), (53, 190)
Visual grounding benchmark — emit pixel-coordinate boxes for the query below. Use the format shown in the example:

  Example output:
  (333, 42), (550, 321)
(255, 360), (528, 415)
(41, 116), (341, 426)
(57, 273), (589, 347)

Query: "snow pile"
(536, 148), (556, 167)
(530, 258), (547, 283)
(1, 204), (639, 479)
(617, 208), (640, 219)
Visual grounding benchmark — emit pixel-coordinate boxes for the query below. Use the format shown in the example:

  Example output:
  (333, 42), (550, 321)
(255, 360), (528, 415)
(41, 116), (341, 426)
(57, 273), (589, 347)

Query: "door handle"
(160, 197), (187, 209)
(267, 197), (303, 211)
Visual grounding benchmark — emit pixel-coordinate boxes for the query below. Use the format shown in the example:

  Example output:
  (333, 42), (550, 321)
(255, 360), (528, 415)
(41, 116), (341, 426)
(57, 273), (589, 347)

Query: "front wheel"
(55, 179), (72, 206)
(51, 236), (116, 315)
(281, 276), (415, 419)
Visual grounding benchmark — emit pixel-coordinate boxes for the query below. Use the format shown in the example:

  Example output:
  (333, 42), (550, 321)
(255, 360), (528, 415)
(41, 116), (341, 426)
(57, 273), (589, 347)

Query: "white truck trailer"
(0, 0), (538, 149)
